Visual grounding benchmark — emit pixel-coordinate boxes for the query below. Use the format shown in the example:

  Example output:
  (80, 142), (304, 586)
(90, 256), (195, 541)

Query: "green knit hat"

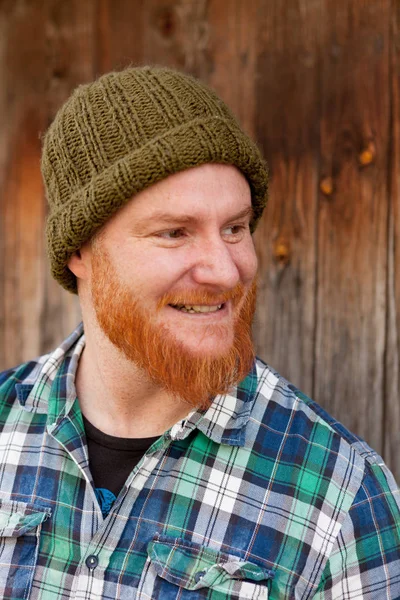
(41, 65), (268, 294)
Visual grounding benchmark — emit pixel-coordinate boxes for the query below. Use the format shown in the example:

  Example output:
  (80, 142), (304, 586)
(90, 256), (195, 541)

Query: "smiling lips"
(170, 304), (223, 313)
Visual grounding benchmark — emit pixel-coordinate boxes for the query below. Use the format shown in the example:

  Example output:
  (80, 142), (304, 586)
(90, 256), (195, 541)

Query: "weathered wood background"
(0, 0), (399, 480)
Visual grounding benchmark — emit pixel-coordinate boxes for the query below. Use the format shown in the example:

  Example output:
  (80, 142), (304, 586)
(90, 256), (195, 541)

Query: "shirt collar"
(16, 323), (258, 446)
(169, 362), (259, 446)
(16, 323), (85, 420)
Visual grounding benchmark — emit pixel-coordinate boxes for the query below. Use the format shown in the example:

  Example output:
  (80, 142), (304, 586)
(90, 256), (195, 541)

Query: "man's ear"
(68, 247), (90, 281)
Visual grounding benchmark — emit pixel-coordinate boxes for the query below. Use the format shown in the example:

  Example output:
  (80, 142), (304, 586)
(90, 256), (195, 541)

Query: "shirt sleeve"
(312, 458), (400, 599)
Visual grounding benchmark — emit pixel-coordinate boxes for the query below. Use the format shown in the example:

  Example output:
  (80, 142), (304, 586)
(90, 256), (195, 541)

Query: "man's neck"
(75, 326), (193, 439)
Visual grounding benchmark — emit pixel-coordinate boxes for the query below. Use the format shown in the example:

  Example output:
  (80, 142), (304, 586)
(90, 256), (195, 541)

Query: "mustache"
(156, 283), (246, 310)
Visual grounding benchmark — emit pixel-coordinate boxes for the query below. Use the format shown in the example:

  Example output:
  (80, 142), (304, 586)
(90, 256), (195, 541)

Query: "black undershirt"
(83, 415), (159, 499)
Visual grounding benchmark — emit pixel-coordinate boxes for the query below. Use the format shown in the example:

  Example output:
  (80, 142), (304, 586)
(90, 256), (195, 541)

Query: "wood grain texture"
(253, 0), (321, 398)
(314, 0), (390, 456)
(142, 0), (211, 77)
(385, 1), (400, 482)
(95, 0), (146, 72)
(206, 0), (258, 137)
(0, 0), (94, 368)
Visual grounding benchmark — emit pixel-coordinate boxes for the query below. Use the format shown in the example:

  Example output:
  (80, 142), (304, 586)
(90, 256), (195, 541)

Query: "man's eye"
(158, 229), (185, 239)
(223, 225), (245, 236)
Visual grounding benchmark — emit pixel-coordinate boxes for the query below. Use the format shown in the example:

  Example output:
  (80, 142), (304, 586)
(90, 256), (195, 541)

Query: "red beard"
(91, 246), (257, 410)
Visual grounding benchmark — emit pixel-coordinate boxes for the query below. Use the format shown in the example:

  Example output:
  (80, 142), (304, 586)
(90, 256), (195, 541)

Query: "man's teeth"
(174, 304), (222, 313)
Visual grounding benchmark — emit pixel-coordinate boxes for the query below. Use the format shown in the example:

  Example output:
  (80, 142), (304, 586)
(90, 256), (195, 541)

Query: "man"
(0, 66), (398, 600)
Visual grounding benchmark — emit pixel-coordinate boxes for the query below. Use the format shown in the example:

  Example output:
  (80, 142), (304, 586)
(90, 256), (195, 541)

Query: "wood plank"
(0, 0), (49, 369)
(315, 0), (390, 455)
(252, 0), (322, 397)
(0, 0), (95, 370)
(385, 3), (400, 483)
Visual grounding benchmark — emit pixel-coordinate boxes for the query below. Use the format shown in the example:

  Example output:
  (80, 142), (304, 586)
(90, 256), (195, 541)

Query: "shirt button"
(194, 570), (206, 583)
(86, 555), (99, 570)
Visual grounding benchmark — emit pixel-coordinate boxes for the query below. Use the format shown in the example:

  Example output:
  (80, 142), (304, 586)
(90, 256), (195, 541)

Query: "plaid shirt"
(0, 323), (399, 600)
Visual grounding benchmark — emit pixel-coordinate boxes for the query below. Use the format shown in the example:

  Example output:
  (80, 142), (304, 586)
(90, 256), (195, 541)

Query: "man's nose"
(190, 236), (241, 289)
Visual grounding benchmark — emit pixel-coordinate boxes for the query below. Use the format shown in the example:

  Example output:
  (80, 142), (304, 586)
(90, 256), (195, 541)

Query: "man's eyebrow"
(136, 205), (254, 228)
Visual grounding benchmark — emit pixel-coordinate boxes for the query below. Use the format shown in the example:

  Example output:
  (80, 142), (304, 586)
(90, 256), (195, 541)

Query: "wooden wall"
(0, 0), (399, 481)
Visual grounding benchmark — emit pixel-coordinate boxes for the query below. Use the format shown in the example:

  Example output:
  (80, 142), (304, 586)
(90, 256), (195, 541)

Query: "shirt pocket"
(0, 500), (50, 600)
(136, 535), (274, 599)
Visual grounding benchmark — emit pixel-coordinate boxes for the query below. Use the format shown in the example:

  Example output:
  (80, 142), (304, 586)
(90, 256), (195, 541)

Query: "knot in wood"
(274, 240), (291, 265)
(154, 7), (176, 38)
(320, 177), (333, 196)
(359, 142), (376, 166)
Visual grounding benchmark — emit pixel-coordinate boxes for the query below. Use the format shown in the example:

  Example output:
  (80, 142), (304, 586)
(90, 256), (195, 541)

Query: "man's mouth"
(169, 303), (224, 314)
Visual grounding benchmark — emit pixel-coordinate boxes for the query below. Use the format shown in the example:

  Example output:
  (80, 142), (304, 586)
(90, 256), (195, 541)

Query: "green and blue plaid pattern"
(0, 323), (398, 599)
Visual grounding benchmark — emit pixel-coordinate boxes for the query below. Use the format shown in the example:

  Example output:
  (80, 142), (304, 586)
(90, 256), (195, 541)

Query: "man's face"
(87, 163), (258, 408)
